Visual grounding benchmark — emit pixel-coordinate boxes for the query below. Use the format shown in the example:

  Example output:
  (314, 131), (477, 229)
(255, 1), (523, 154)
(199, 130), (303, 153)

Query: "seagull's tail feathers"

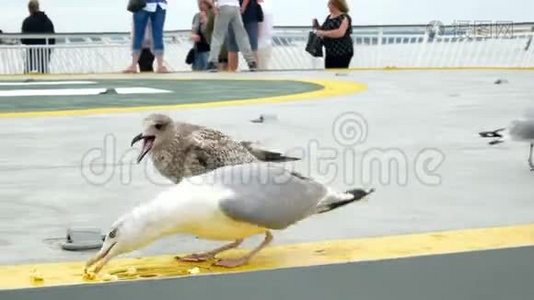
(479, 128), (506, 138)
(479, 128), (506, 145)
(252, 149), (301, 162)
(316, 188), (375, 214)
(240, 142), (300, 162)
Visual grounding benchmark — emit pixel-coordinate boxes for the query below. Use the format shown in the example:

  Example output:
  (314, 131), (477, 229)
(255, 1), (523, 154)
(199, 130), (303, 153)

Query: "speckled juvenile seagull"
(131, 114), (299, 183)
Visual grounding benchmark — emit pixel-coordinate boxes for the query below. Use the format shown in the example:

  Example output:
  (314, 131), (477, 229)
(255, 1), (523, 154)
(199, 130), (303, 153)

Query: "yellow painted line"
(0, 79), (366, 119)
(1, 224), (533, 290)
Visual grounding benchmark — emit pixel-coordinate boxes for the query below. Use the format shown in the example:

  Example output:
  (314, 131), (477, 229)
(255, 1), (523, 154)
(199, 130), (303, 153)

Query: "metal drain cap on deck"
(61, 227), (104, 251)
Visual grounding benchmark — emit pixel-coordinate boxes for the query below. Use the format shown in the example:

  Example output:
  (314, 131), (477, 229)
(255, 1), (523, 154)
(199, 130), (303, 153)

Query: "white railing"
(1, 25), (534, 75)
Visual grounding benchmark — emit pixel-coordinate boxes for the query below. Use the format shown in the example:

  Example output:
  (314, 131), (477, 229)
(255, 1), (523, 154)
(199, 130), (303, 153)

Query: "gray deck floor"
(1, 70), (533, 264)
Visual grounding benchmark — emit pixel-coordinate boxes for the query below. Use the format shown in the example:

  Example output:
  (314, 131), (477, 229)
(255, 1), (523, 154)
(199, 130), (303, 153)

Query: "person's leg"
(192, 50), (201, 71)
(208, 6), (233, 65)
(340, 54), (353, 68)
(333, 57), (346, 68)
(199, 52), (209, 70)
(226, 25), (239, 71)
(218, 43), (229, 71)
(125, 10), (150, 72)
(37, 47), (49, 73)
(24, 49), (32, 73)
(30, 47), (47, 73)
(218, 60), (228, 71)
(227, 52), (238, 71)
(245, 21), (259, 63)
(193, 51), (209, 71)
(325, 55), (351, 69)
(324, 55), (335, 69)
(139, 48), (154, 72)
(229, 8), (255, 65)
(44, 48), (52, 73)
(328, 54), (349, 69)
(37, 47), (45, 73)
(150, 6), (168, 72)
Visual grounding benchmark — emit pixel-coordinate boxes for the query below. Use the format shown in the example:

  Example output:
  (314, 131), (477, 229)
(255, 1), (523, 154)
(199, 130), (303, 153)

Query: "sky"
(0, 0), (533, 33)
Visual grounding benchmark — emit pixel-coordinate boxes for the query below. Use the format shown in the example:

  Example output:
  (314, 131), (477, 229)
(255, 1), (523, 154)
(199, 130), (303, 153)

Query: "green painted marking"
(0, 79), (323, 113)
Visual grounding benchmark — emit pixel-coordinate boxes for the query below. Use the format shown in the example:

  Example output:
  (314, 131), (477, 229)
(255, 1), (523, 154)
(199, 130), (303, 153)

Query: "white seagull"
(85, 163), (374, 272)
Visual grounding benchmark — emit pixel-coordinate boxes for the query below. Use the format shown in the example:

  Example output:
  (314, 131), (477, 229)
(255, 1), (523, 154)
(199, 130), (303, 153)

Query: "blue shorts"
(226, 22), (259, 52)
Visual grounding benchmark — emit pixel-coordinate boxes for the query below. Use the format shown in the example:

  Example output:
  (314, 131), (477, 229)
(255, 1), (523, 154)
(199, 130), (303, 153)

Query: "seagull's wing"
(239, 141), (301, 162)
(216, 164), (327, 230)
(188, 128), (257, 167)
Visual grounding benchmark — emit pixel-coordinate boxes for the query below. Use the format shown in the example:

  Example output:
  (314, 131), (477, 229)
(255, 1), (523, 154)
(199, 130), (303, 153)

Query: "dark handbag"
(305, 31), (323, 57)
(186, 19), (202, 65)
(127, 0), (147, 12)
(256, 3), (264, 22)
(185, 48), (195, 65)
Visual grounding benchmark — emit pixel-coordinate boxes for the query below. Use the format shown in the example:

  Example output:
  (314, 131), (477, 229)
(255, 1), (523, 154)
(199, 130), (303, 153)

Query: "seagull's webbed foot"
(178, 253), (214, 262)
(214, 231), (273, 269)
(214, 256), (250, 268)
(176, 239), (243, 263)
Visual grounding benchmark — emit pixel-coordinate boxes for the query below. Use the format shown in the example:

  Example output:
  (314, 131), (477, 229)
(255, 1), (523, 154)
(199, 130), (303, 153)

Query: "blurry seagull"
(131, 114), (299, 183)
(479, 117), (534, 171)
(85, 163), (375, 273)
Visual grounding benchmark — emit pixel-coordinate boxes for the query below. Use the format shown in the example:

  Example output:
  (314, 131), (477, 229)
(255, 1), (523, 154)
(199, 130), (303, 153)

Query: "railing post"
(376, 29), (383, 68)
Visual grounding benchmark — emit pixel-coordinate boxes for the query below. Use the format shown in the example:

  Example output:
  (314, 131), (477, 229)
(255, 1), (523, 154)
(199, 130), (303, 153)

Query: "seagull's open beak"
(85, 242), (117, 274)
(131, 133), (144, 147)
(131, 133), (155, 164)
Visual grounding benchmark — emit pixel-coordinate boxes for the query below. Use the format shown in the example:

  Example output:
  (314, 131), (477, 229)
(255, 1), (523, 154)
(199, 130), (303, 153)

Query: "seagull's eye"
(155, 124), (163, 130)
(108, 228), (118, 239)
